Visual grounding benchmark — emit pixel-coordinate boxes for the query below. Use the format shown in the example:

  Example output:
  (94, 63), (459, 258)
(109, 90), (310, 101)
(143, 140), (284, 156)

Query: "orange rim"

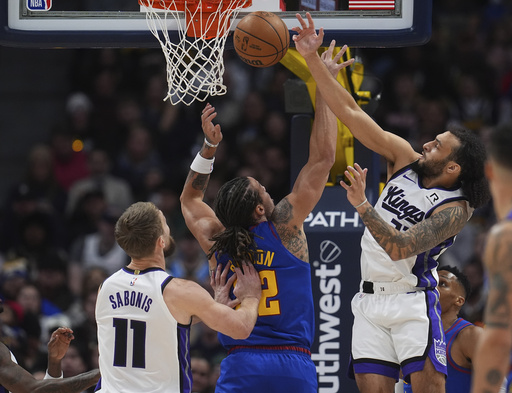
(139, 0), (253, 38)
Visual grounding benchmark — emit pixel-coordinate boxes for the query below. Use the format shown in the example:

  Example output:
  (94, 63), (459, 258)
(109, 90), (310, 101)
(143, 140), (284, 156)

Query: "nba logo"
(27, 0), (52, 11)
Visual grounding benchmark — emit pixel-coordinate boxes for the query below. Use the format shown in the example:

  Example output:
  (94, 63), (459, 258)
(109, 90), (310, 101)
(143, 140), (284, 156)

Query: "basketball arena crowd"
(0, 0), (511, 391)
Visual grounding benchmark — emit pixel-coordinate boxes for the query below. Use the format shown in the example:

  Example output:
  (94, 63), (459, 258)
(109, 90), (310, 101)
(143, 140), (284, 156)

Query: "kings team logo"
(27, 0), (52, 11)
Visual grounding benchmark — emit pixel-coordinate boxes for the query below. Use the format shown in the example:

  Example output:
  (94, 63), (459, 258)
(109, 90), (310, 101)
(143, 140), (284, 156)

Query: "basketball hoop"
(139, 0), (252, 106)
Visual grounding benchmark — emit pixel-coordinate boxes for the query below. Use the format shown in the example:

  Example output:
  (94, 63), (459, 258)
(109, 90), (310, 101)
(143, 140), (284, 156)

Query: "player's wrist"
(203, 138), (219, 148)
(353, 198), (368, 209)
(190, 152), (215, 174)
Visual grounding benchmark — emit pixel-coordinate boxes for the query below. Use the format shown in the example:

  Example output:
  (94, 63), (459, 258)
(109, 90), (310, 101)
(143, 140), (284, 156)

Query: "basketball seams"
(233, 11), (289, 67)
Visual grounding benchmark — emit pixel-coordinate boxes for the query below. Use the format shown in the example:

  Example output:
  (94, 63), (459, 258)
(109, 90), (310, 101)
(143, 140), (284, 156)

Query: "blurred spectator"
(190, 323), (226, 366)
(66, 149), (133, 217)
(0, 259), (30, 301)
(374, 72), (421, 143)
(4, 211), (67, 274)
(460, 258), (488, 326)
(149, 181), (187, 239)
(66, 189), (108, 246)
(449, 73), (495, 131)
(49, 124), (90, 191)
(61, 341), (91, 381)
(167, 231), (209, 287)
(15, 144), (67, 216)
(16, 282), (71, 346)
(34, 251), (74, 320)
(113, 122), (163, 201)
(0, 184), (45, 256)
(68, 209), (128, 296)
(65, 92), (95, 152)
(191, 354), (213, 393)
(233, 91), (267, 147)
(68, 285), (100, 368)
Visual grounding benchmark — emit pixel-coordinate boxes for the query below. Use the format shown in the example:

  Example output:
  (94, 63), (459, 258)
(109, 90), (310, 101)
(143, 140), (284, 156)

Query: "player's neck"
(442, 313), (459, 332)
(128, 256), (165, 271)
(420, 173), (458, 190)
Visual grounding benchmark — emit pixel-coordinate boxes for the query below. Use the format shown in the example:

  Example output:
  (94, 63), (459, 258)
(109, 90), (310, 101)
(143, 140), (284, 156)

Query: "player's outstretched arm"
(180, 103), (224, 263)
(165, 264), (261, 339)
(292, 12), (417, 170)
(0, 342), (100, 393)
(279, 42), (344, 225)
(471, 222), (512, 393)
(341, 163), (469, 261)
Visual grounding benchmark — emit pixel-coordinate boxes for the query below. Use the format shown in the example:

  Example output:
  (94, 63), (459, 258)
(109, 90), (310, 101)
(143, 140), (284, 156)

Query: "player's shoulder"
(456, 321), (482, 341)
(163, 276), (202, 296)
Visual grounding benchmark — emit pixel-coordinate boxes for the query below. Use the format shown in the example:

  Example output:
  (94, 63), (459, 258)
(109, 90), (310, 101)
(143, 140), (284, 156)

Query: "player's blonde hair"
(115, 202), (163, 259)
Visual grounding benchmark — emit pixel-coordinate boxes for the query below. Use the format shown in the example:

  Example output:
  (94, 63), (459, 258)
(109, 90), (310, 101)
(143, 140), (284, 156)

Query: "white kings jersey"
(95, 267), (192, 393)
(360, 163), (472, 288)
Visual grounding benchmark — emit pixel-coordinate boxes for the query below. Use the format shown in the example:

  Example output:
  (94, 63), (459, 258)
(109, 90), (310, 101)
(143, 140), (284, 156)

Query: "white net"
(140, 0), (250, 106)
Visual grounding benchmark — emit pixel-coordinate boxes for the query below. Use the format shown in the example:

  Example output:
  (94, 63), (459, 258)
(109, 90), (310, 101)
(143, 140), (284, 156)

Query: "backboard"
(0, 0), (431, 48)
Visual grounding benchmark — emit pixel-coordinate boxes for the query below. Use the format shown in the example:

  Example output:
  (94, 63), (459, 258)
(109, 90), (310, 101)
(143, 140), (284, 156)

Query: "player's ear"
(446, 161), (461, 176)
(253, 204), (265, 220)
(455, 295), (465, 307)
(158, 235), (166, 249)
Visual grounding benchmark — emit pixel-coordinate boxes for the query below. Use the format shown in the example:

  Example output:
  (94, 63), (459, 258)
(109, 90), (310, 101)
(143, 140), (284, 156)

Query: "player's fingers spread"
(227, 272), (237, 286)
(339, 180), (350, 191)
(295, 13), (307, 28)
(306, 12), (314, 26)
(346, 166), (358, 177)
(318, 27), (325, 40)
(325, 40), (335, 57)
(354, 163), (365, 173)
(244, 262), (256, 275)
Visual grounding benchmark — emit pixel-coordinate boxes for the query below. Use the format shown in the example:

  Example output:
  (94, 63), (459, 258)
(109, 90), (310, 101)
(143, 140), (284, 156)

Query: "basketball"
(233, 11), (290, 68)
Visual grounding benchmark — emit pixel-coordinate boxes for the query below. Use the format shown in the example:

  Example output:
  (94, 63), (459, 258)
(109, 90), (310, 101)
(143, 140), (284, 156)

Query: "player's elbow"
(312, 153), (336, 174)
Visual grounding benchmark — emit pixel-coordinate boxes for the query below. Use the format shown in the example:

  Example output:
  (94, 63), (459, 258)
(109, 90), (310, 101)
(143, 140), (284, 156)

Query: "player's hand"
(233, 262), (262, 302)
(340, 163), (368, 209)
(201, 103), (223, 147)
(211, 263), (240, 308)
(292, 12), (324, 59)
(321, 41), (355, 79)
(48, 326), (74, 362)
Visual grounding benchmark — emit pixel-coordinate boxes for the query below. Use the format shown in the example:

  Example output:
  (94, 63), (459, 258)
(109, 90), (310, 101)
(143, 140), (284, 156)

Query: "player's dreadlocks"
(207, 177), (262, 267)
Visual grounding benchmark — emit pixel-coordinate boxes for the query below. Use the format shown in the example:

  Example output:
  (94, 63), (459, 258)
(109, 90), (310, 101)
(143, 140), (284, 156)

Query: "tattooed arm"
(341, 164), (469, 261)
(0, 342), (99, 393)
(471, 221), (512, 393)
(180, 103), (224, 265)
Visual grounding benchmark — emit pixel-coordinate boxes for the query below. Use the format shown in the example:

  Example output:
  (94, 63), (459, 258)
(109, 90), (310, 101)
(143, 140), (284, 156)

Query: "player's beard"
(414, 157), (449, 179)
(163, 235), (176, 258)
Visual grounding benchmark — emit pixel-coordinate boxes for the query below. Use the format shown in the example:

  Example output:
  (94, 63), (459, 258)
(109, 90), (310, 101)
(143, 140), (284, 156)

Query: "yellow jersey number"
(234, 269), (281, 316)
(258, 270), (280, 316)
